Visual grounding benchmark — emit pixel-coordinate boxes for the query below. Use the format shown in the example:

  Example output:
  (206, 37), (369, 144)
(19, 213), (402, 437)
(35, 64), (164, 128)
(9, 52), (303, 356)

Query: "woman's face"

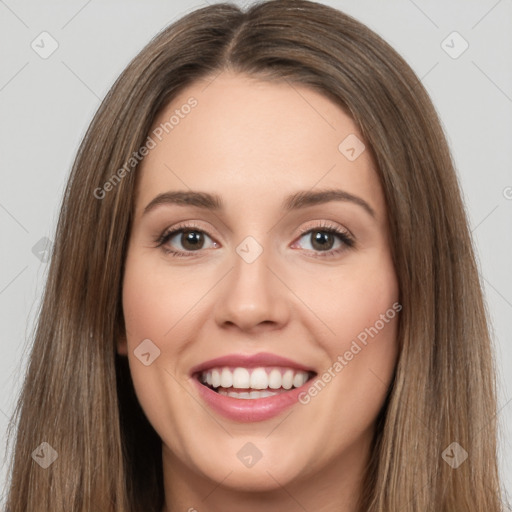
(118, 71), (400, 503)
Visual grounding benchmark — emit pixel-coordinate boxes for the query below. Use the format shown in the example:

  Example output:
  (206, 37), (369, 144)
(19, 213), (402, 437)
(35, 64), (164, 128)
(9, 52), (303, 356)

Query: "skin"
(117, 71), (400, 512)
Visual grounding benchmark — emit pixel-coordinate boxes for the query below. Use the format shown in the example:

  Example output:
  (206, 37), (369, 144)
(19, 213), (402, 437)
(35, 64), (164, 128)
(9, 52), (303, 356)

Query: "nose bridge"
(214, 232), (290, 331)
(231, 233), (275, 305)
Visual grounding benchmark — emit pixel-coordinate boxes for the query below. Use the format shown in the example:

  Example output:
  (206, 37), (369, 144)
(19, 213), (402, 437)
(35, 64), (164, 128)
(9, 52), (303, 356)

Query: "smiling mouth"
(194, 366), (317, 399)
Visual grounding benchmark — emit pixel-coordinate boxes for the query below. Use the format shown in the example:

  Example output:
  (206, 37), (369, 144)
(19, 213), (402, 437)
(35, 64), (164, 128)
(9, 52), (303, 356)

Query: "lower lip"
(192, 376), (312, 422)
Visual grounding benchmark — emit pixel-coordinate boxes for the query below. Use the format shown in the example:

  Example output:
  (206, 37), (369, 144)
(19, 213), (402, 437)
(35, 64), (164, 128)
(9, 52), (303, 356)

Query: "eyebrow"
(143, 188), (376, 218)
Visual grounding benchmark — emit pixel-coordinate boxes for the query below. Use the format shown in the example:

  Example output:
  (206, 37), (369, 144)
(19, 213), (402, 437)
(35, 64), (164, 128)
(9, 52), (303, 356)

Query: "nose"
(214, 240), (291, 334)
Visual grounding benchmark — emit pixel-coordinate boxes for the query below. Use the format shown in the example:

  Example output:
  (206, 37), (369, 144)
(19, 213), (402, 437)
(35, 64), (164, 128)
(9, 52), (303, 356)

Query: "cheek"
(299, 249), (399, 352)
(334, 273), (398, 345)
(122, 252), (205, 342)
(119, 251), (196, 411)
(297, 249), (400, 414)
(120, 252), (200, 432)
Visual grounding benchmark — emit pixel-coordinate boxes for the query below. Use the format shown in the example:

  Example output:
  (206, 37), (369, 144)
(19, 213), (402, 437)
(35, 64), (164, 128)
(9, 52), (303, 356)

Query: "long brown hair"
(4, 1), (504, 510)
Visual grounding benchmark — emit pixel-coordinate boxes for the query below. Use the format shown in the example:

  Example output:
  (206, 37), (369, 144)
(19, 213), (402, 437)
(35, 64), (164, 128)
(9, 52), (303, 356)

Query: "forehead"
(134, 71), (386, 220)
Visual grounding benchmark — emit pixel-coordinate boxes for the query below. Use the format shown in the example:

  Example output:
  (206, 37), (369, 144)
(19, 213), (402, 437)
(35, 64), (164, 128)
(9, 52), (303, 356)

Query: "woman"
(4, 1), (504, 510)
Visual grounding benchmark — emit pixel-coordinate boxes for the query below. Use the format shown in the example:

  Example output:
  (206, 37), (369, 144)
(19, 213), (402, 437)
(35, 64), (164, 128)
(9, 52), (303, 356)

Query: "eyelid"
(155, 219), (217, 240)
(154, 220), (218, 249)
(296, 219), (353, 239)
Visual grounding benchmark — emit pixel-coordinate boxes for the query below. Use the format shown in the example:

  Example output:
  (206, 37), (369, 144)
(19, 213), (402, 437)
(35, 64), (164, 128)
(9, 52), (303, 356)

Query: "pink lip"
(189, 351), (316, 376)
(189, 351), (317, 423)
(192, 376), (314, 422)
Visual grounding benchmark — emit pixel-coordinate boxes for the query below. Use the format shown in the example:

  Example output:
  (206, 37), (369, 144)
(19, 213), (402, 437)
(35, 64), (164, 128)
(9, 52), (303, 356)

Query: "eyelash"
(154, 221), (355, 259)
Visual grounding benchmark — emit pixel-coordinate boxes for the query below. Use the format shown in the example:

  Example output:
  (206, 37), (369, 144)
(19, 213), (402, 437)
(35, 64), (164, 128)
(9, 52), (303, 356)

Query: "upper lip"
(189, 352), (317, 377)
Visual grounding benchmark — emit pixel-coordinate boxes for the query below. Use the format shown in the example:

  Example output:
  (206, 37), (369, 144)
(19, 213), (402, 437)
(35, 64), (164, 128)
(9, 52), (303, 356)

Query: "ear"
(116, 334), (128, 356)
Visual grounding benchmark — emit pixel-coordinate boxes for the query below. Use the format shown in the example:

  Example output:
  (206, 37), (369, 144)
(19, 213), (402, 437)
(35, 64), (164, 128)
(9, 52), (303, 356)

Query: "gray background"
(1, 0), (511, 505)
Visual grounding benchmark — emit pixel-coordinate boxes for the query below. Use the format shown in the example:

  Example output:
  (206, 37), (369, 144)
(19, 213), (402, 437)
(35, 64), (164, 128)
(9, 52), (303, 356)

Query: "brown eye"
(156, 225), (218, 256)
(309, 230), (337, 251)
(179, 230), (206, 251)
(295, 226), (354, 257)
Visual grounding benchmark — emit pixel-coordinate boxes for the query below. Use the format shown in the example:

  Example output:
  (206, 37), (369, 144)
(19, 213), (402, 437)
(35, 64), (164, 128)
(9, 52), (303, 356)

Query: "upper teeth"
(200, 367), (310, 390)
